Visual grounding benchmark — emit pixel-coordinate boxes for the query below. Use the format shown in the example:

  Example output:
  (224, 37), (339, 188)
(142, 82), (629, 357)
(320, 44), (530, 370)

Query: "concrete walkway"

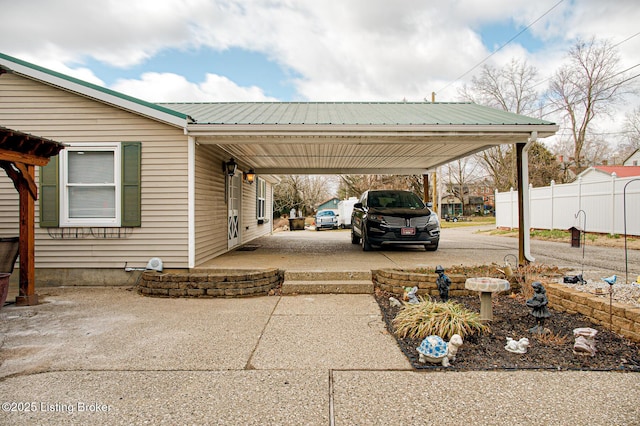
(1, 287), (639, 425)
(1, 227), (639, 424)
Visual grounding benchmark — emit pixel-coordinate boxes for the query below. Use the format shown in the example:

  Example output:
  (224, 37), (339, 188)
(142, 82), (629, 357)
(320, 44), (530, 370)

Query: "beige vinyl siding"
(192, 145), (277, 266)
(193, 144), (228, 265)
(0, 74), (189, 269)
(0, 177), (19, 236)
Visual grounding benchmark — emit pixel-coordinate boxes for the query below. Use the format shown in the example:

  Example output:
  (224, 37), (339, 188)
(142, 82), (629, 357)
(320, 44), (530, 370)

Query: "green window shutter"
(121, 142), (141, 227)
(39, 156), (59, 227)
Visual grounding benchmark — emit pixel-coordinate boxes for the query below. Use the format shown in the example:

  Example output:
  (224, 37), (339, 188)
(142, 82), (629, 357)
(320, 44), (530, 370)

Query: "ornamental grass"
(392, 299), (489, 340)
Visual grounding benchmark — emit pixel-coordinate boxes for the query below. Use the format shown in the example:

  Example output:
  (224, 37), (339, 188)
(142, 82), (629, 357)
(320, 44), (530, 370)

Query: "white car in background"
(315, 209), (338, 230)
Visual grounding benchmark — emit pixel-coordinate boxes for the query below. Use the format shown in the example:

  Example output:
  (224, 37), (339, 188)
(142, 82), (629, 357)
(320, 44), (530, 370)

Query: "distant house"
(317, 197), (340, 212)
(576, 165), (640, 182)
(623, 149), (640, 166)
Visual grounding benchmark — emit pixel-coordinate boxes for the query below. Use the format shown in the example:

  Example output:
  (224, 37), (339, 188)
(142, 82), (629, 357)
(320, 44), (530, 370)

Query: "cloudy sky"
(1, 0), (639, 141)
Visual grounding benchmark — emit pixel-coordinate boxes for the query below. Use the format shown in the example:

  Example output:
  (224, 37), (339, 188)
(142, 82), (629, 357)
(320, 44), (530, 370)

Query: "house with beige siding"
(0, 53), (560, 285)
(0, 53), (277, 286)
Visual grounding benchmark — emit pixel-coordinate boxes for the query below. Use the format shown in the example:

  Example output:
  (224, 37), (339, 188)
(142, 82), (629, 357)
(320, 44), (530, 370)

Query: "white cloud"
(1, 0), (638, 107)
(111, 72), (277, 102)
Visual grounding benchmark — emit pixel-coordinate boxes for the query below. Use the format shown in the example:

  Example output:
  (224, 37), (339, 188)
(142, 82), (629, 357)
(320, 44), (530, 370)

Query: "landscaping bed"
(375, 289), (640, 371)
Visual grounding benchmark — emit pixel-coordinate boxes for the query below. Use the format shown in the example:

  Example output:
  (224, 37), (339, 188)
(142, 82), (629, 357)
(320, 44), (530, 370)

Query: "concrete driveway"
(200, 225), (640, 281)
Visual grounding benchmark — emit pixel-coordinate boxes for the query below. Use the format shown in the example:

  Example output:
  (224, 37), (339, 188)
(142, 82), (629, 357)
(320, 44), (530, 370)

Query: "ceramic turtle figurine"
(416, 334), (463, 367)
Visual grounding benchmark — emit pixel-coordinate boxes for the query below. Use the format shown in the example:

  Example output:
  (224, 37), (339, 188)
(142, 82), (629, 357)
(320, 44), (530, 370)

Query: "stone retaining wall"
(372, 268), (502, 297)
(546, 283), (640, 343)
(138, 268), (284, 298)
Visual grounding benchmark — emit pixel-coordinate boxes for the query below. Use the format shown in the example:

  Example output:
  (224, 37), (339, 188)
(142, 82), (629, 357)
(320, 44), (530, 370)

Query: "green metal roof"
(1, 51), (555, 130)
(159, 101), (555, 126)
(0, 52), (190, 123)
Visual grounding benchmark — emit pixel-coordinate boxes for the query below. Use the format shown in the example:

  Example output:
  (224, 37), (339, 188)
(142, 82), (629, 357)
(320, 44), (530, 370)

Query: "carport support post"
(423, 174), (429, 204)
(16, 164), (37, 306)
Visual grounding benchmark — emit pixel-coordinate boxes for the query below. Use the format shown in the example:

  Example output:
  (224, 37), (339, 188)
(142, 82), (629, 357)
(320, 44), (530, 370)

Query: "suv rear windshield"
(317, 210), (335, 216)
(367, 191), (425, 209)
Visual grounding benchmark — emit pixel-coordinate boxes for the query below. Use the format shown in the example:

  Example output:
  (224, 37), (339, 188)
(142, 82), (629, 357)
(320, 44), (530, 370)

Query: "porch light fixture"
(244, 169), (256, 184)
(223, 158), (237, 176)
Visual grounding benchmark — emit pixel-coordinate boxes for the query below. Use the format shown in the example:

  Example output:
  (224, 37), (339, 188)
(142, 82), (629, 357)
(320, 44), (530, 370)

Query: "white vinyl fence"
(495, 175), (640, 236)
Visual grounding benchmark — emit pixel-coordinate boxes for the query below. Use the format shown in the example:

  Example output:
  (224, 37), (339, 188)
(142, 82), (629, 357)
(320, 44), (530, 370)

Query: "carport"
(166, 102), (559, 264)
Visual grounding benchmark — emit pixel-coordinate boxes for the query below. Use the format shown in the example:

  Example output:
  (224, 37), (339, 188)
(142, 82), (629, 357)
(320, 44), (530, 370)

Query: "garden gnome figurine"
(435, 265), (451, 302)
(526, 282), (551, 334)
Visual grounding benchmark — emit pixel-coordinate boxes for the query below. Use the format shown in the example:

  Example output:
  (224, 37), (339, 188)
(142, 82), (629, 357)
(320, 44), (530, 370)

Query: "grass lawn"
(478, 224), (640, 250)
(439, 216), (495, 228)
(439, 215), (640, 250)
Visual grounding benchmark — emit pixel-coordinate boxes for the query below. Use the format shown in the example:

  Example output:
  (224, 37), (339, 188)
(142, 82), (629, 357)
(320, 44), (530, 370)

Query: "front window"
(61, 144), (121, 226)
(257, 177), (266, 220)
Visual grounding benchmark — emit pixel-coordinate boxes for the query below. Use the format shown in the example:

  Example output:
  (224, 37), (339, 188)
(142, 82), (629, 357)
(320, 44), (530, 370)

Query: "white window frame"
(257, 177), (266, 220)
(60, 143), (121, 227)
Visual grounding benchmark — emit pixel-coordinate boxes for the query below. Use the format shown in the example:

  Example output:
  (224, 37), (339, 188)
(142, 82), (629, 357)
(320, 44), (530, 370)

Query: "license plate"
(401, 227), (415, 236)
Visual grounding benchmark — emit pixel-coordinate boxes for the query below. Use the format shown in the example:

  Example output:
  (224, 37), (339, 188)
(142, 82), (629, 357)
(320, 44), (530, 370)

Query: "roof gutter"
(185, 123), (559, 138)
(519, 132), (537, 264)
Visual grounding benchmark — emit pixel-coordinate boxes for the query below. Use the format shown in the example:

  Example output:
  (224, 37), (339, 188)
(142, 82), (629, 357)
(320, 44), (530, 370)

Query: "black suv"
(351, 190), (440, 251)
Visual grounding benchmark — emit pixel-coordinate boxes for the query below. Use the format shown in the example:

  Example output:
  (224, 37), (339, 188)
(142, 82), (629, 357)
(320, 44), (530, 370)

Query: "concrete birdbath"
(465, 277), (510, 321)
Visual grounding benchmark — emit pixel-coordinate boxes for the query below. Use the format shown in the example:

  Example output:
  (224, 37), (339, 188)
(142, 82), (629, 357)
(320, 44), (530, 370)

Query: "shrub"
(392, 299), (489, 340)
(534, 330), (569, 346)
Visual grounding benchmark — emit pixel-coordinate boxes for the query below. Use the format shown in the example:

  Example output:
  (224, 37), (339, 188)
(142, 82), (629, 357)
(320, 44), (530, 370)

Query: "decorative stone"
(573, 327), (597, 357)
(416, 334), (463, 367)
(465, 277), (510, 321)
(504, 337), (530, 354)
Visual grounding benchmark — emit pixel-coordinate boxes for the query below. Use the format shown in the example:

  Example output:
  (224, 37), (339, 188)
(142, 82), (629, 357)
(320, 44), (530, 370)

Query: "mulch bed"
(375, 289), (640, 371)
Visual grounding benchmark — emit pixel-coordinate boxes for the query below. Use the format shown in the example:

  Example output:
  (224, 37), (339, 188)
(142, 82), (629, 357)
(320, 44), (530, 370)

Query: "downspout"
(516, 132), (537, 264)
(187, 135), (196, 268)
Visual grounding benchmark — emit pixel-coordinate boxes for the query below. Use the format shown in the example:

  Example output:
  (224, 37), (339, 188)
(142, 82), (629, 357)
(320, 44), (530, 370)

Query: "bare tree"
(273, 175), (336, 217)
(458, 59), (543, 190)
(459, 58), (541, 114)
(620, 107), (640, 157)
(273, 175), (305, 216)
(300, 175), (336, 212)
(338, 174), (425, 200)
(547, 37), (631, 172)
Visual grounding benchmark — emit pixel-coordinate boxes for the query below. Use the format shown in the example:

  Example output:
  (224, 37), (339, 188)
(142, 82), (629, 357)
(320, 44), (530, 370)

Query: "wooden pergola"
(0, 125), (64, 305)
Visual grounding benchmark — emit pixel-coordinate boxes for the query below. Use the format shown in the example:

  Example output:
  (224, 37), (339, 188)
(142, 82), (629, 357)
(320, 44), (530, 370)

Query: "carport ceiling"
(162, 102), (559, 174)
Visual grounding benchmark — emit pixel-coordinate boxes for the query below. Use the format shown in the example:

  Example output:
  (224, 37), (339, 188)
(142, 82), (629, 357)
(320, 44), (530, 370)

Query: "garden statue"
(404, 286), (419, 304)
(526, 282), (551, 334)
(416, 334), (463, 367)
(504, 337), (530, 354)
(389, 297), (402, 308)
(573, 327), (597, 357)
(435, 265), (451, 302)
